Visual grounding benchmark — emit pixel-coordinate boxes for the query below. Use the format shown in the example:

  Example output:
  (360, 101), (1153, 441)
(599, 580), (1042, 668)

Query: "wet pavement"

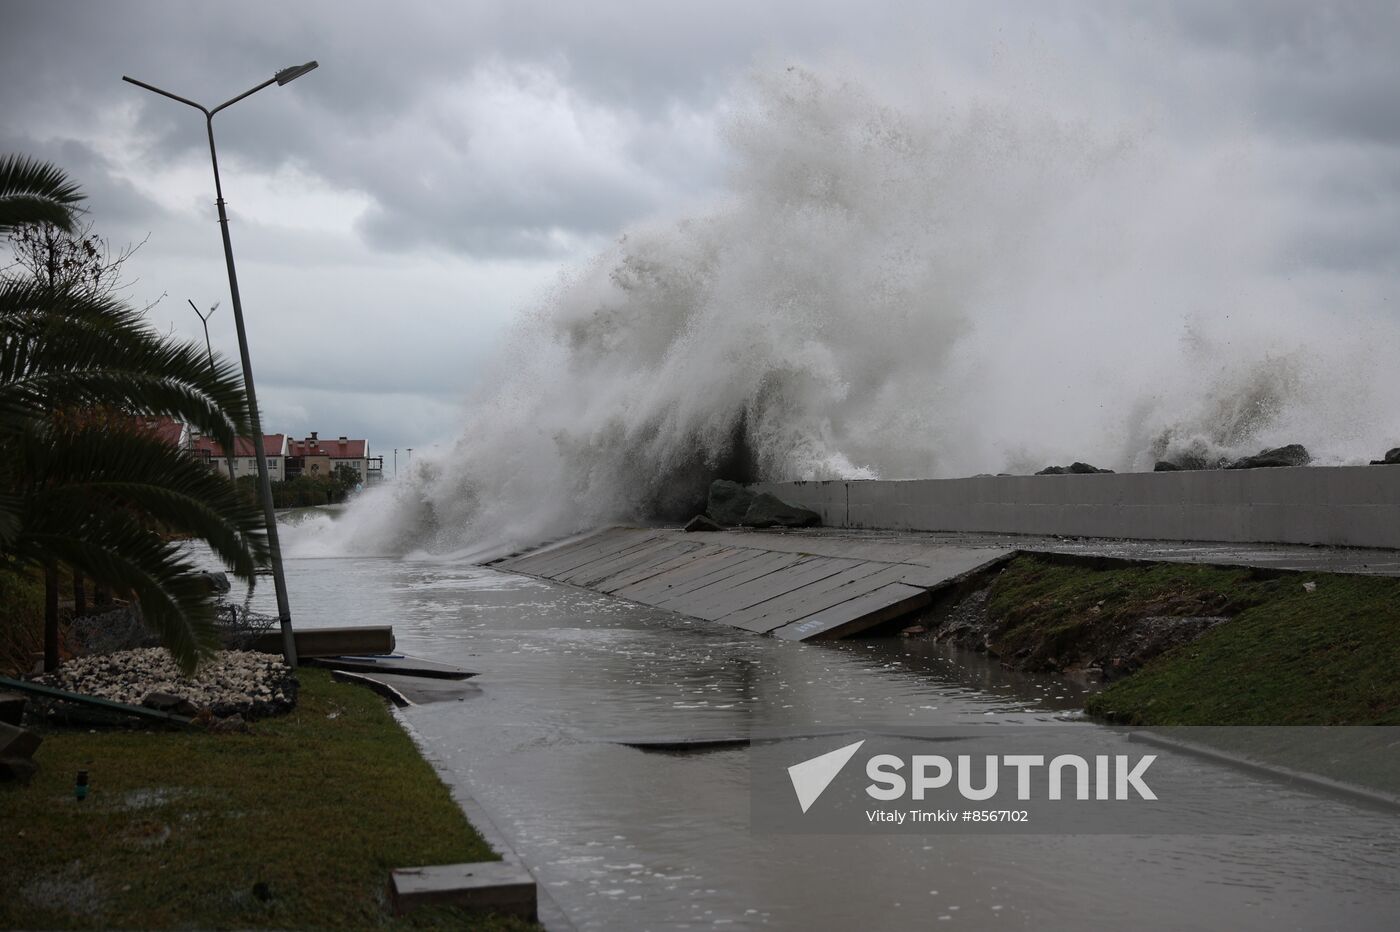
(702, 526), (1400, 576)
(248, 553), (1400, 931)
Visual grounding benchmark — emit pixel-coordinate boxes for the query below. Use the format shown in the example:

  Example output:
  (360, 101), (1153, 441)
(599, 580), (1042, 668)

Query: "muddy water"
(251, 556), (1400, 931)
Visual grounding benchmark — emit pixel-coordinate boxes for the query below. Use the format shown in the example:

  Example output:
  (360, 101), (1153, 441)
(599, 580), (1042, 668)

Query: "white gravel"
(41, 648), (297, 718)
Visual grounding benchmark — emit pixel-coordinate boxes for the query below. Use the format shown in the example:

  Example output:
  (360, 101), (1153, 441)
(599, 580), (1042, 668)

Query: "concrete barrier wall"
(754, 466), (1400, 549)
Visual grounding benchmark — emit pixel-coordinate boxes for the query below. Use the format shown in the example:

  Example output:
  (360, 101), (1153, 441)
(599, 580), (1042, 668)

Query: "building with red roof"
(286, 432), (374, 483)
(191, 433), (287, 481)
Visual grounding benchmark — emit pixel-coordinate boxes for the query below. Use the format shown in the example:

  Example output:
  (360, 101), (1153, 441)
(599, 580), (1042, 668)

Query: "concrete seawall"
(755, 466), (1400, 550)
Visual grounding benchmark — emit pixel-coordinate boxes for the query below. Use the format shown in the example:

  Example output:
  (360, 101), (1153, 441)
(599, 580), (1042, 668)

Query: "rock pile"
(1155, 443), (1312, 471)
(704, 480), (821, 529)
(1036, 462), (1113, 475)
(41, 648), (297, 720)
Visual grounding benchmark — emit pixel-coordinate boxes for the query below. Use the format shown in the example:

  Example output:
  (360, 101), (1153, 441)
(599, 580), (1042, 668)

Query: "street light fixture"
(188, 298), (236, 479)
(123, 63), (319, 667)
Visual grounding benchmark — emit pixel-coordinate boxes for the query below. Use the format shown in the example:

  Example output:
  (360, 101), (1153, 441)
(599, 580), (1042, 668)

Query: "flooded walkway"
(254, 554), (1400, 931)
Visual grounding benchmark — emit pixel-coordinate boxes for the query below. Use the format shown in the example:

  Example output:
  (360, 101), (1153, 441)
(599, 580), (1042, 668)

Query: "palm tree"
(2, 155), (268, 674)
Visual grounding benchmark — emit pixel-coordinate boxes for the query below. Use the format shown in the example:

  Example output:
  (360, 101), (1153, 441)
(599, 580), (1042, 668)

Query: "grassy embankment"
(978, 554), (1400, 725)
(1, 669), (534, 930)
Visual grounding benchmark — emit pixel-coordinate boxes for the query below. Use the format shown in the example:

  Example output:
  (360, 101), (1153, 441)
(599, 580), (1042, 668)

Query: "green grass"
(1085, 568), (1400, 725)
(984, 556), (1271, 668)
(0, 669), (535, 930)
(980, 555), (1400, 725)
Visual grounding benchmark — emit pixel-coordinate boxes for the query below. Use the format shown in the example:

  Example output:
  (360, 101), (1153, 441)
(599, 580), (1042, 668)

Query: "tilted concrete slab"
(493, 527), (1015, 642)
(612, 546), (751, 601)
(770, 582), (932, 640)
(390, 860), (537, 919)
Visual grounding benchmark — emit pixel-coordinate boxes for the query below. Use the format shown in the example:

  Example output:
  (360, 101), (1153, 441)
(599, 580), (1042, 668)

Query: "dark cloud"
(4, 0), (1398, 452)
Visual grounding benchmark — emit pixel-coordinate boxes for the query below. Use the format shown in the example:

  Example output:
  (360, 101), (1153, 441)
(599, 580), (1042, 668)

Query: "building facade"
(191, 434), (288, 481)
(286, 433), (370, 483)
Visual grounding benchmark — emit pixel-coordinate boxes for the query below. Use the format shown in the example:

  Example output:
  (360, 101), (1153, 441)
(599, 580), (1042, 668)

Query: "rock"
(1037, 462), (1113, 476)
(0, 756), (38, 784)
(196, 571), (231, 593)
(1371, 447), (1400, 465)
(740, 492), (822, 529)
(705, 480), (755, 526)
(1227, 443), (1311, 470)
(683, 514), (724, 533)
(1302, 581), (1317, 593)
(40, 648), (296, 720)
(142, 692), (199, 717)
(208, 713), (248, 734)
(900, 624), (927, 637)
(1153, 460), (1182, 472)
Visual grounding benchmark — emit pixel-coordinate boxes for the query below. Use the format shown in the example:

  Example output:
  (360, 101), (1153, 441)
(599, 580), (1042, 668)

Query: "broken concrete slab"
(491, 527), (1014, 644)
(770, 582), (932, 640)
(306, 655), (476, 680)
(390, 860), (537, 920)
(248, 625), (395, 658)
(0, 721), (41, 761)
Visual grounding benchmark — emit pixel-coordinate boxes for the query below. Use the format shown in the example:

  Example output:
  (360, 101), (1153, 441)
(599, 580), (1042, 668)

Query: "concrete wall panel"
(756, 466), (1400, 549)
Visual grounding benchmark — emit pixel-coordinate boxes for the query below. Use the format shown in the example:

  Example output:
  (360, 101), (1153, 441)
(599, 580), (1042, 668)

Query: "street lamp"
(124, 62), (319, 667)
(188, 298), (236, 480)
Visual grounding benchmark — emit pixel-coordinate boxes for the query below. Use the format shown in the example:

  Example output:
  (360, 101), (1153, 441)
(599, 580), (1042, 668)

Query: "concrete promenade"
(488, 522), (1400, 643)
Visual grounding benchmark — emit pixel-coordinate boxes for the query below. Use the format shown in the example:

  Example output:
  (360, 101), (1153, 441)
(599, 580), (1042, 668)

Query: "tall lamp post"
(124, 62), (319, 667)
(188, 298), (236, 480)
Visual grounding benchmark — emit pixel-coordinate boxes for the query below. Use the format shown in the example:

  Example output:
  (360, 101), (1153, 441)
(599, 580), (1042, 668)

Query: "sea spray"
(287, 67), (1400, 558)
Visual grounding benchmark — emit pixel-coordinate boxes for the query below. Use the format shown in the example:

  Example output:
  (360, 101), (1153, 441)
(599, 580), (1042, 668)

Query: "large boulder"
(1037, 462), (1113, 476)
(740, 492), (821, 529)
(706, 480), (756, 526)
(1227, 444), (1311, 470)
(1371, 447), (1400, 465)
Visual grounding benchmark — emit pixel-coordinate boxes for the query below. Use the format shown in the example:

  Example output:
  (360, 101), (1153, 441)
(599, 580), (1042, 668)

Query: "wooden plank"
(614, 547), (753, 602)
(686, 557), (860, 622)
(722, 561), (907, 632)
(769, 582), (931, 641)
(657, 551), (807, 614)
(596, 543), (716, 593)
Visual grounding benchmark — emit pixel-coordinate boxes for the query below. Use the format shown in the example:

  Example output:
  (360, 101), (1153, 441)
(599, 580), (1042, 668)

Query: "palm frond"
(0, 154), (84, 234)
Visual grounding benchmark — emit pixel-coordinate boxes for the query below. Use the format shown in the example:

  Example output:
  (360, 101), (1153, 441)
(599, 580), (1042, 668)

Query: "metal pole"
(203, 113), (297, 667)
(394, 448), (397, 477)
(123, 69), (315, 668)
(189, 299), (236, 481)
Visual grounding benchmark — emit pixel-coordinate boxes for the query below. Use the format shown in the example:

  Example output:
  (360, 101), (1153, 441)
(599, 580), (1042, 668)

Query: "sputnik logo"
(787, 739), (866, 813)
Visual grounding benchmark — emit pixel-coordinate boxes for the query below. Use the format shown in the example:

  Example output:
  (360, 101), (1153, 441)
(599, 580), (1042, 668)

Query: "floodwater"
(248, 554), (1400, 931)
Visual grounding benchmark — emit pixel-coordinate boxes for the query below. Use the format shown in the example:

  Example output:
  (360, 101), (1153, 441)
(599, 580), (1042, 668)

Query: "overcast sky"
(3, 1), (1397, 461)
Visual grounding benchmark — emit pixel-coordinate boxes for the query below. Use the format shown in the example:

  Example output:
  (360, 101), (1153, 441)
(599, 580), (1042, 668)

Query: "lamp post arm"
(121, 76), (209, 116)
(211, 77), (278, 117)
